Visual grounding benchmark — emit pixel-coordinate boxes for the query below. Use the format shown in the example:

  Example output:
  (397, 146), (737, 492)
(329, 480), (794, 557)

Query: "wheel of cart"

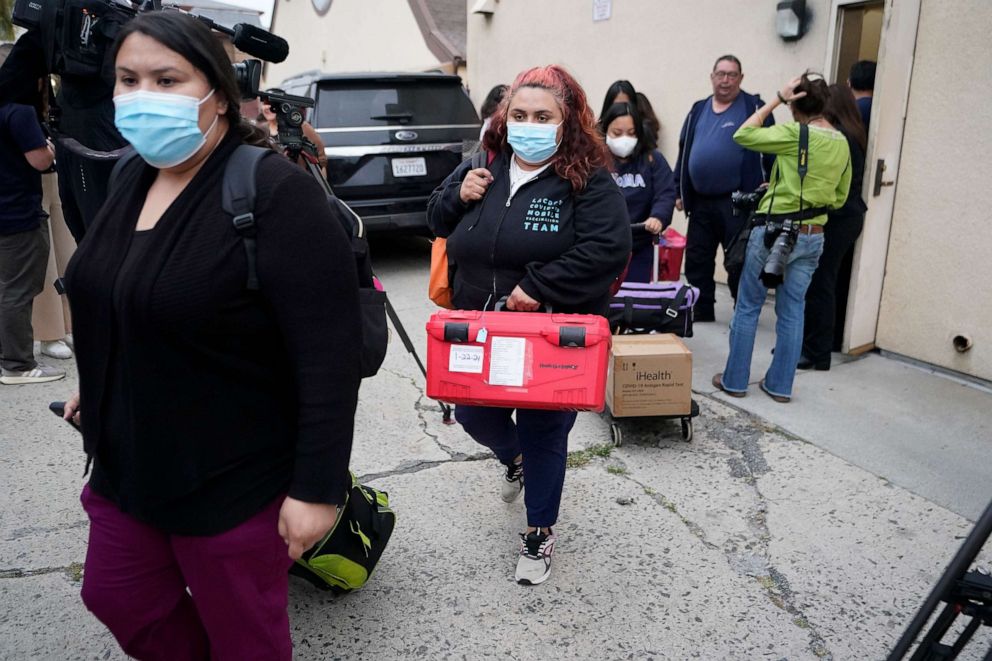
(607, 398), (700, 447)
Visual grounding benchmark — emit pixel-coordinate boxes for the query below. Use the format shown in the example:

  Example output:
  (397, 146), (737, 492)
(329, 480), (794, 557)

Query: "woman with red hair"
(428, 65), (630, 585)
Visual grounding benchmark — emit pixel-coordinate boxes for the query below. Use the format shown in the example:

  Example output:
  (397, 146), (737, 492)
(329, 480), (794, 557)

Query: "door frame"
(822, 0), (922, 354)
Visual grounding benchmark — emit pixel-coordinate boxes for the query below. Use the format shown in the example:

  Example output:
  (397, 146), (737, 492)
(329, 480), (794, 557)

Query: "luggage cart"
(606, 223), (700, 446)
(606, 398), (700, 446)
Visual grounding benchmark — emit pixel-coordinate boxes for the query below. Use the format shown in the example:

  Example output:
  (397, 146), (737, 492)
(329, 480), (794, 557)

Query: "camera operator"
(2, 3), (131, 242)
(60, 11), (361, 658)
(713, 73), (851, 403)
(258, 87), (327, 177)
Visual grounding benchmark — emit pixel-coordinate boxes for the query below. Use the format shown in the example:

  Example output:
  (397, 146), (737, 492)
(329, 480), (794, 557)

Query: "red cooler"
(426, 310), (611, 412)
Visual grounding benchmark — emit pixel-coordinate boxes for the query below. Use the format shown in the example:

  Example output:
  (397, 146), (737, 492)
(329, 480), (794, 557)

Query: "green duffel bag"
(290, 473), (395, 592)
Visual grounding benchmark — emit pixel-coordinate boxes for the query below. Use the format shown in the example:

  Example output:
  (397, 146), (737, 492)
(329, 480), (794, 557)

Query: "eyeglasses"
(712, 71), (741, 81)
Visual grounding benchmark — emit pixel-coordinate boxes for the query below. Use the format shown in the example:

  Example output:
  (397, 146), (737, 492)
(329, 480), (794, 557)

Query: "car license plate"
(392, 157), (427, 178)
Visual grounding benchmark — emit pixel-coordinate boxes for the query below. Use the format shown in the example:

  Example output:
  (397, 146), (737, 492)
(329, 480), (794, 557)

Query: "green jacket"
(734, 122), (851, 225)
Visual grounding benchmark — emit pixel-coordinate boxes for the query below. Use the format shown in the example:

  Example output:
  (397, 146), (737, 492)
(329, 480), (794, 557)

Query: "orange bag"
(429, 150), (493, 309)
(429, 238), (454, 309)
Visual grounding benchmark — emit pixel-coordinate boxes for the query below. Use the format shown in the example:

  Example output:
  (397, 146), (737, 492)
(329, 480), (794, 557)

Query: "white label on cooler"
(488, 336), (526, 387)
(449, 344), (484, 373)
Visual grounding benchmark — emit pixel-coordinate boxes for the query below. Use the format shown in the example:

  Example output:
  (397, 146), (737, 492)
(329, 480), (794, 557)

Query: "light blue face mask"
(114, 89), (218, 169)
(507, 121), (562, 164)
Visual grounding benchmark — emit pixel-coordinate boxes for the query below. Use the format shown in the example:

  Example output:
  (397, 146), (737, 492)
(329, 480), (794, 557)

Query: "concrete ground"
(1, 235), (990, 660)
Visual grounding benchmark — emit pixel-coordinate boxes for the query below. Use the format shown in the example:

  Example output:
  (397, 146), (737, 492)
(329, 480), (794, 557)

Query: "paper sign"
(449, 344), (484, 374)
(593, 0), (611, 21)
(488, 337), (526, 387)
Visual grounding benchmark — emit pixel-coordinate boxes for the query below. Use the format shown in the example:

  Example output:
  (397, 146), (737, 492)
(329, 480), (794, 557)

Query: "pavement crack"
(0, 562), (84, 582)
(358, 454), (490, 483)
(379, 366), (460, 460)
(700, 395), (834, 660)
(616, 395), (834, 659)
(614, 471), (720, 552)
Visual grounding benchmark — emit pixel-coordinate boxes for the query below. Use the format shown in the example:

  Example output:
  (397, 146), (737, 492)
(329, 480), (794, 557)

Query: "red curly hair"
(482, 65), (610, 192)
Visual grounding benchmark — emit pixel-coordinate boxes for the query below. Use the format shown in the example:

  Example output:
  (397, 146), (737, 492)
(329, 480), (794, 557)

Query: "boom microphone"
(194, 16), (289, 63)
(232, 23), (288, 63)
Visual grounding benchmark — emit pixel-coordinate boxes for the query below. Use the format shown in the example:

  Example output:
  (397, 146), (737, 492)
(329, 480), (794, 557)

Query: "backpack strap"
(221, 145), (274, 291)
(663, 285), (691, 319)
(469, 150), (487, 170)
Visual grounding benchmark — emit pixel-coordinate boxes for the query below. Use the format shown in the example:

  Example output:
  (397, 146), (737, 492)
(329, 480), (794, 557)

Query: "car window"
(315, 81), (478, 129)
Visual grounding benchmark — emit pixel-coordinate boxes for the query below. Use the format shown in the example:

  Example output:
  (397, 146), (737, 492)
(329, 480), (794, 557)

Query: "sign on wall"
(593, 0), (612, 22)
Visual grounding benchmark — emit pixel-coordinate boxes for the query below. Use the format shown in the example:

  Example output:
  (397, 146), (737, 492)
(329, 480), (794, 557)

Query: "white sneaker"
(515, 529), (556, 585)
(0, 364), (66, 385)
(63, 333), (74, 351)
(41, 340), (73, 360)
(500, 461), (524, 503)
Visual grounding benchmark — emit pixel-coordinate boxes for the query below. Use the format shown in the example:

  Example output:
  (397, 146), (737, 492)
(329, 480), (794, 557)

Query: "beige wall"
(267, 0), (442, 83)
(876, 0), (992, 380)
(468, 0), (833, 237)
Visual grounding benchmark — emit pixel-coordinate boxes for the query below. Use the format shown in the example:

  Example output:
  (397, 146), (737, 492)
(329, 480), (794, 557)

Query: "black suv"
(279, 71), (480, 234)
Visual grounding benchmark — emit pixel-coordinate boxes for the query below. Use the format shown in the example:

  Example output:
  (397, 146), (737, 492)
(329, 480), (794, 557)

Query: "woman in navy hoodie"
(600, 102), (677, 282)
(427, 65), (630, 586)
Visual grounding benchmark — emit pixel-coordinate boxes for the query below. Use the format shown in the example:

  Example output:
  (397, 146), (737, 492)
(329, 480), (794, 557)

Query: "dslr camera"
(730, 187), (766, 218)
(760, 218), (800, 288)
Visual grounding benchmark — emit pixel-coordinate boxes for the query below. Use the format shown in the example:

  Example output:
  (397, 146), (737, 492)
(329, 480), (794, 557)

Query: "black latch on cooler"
(559, 326), (586, 348)
(444, 322), (470, 343)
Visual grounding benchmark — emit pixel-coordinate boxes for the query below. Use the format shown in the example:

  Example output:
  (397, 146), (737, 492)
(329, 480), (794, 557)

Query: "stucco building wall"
(268, 0), (442, 83)
(875, 0), (992, 379)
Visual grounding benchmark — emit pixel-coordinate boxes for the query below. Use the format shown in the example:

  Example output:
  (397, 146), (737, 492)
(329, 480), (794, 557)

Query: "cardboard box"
(606, 334), (692, 417)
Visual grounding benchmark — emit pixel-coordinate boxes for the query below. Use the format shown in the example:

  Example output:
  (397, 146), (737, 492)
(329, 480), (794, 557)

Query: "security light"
(776, 0), (808, 41)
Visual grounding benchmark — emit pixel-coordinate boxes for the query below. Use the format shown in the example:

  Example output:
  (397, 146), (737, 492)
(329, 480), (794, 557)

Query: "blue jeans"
(454, 405), (576, 528)
(721, 226), (824, 398)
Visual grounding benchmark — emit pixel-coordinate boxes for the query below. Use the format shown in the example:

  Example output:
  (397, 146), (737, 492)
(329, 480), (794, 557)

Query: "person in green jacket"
(713, 73), (851, 403)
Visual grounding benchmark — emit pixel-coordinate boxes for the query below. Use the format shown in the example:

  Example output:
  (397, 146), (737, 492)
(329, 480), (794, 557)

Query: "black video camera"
(12, 0), (289, 84)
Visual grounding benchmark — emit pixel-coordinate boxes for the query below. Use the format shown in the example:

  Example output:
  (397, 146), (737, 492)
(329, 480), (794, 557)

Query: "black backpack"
(110, 146), (388, 378)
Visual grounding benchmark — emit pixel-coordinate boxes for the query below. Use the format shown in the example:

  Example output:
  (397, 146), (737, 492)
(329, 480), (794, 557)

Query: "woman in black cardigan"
(61, 13), (361, 659)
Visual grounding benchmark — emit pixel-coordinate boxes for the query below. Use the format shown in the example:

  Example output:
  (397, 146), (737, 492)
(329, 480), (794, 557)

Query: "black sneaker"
(500, 461), (524, 503)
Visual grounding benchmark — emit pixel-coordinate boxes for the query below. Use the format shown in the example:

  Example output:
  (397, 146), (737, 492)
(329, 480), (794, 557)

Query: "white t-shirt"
(509, 156), (552, 199)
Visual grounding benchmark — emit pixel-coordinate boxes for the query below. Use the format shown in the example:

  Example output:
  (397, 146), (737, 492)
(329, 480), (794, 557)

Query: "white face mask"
(607, 135), (638, 159)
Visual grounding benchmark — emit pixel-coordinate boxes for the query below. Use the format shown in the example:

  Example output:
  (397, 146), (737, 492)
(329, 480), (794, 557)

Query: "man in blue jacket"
(674, 55), (774, 322)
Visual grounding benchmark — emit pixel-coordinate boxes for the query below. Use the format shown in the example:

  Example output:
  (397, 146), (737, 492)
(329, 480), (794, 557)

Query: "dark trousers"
(455, 405), (577, 528)
(80, 486), (294, 661)
(803, 212), (865, 364)
(0, 221), (49, 372)
(685, 195), (744, 316)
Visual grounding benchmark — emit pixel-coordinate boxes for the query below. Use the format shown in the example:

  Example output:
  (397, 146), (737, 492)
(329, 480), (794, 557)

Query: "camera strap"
(797, 123), (809, 220)
(759, 123), (810, 228)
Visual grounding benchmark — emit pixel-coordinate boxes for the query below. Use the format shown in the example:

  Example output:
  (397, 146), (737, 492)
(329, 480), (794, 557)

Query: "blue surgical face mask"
(507, 121), (562, 164)
(114, 89), (218, 169)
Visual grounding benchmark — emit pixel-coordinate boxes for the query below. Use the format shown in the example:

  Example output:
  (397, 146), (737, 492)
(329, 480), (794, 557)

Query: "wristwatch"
(777, 91), (789, 105)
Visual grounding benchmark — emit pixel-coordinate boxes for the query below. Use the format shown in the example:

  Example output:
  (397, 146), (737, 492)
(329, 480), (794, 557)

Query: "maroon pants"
(80, 485), (294, 660)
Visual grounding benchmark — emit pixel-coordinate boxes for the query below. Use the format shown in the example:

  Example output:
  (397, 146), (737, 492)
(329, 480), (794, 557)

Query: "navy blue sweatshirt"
(611, 149), (676, 250)
(427, 150), (631, 315)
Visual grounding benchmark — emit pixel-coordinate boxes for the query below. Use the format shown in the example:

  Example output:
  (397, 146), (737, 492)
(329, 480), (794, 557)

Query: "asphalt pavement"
(1, 235), (989, 660)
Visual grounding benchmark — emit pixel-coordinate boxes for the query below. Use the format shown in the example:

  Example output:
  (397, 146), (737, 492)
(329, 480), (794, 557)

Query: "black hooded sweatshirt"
(427, 150), (631, 315)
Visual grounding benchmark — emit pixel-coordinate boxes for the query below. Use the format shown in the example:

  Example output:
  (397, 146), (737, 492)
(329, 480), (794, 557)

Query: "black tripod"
(888, 498), (992, 660)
